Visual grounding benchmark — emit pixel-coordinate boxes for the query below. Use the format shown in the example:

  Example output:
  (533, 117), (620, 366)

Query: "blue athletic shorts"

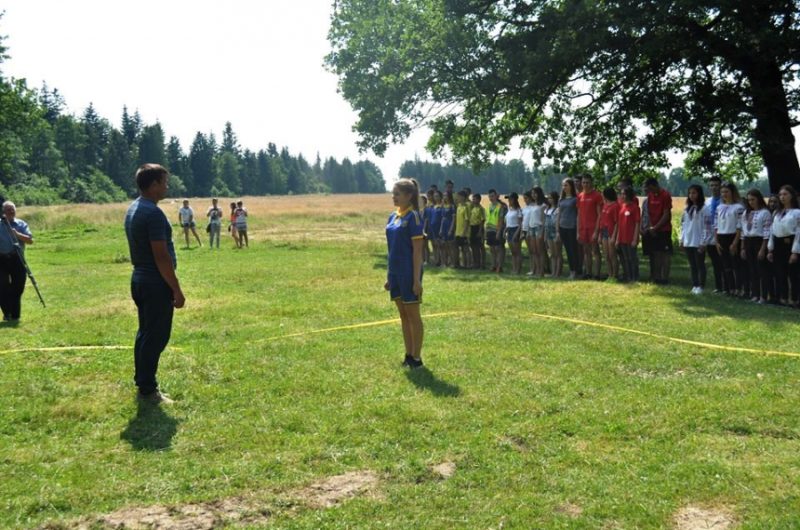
(388, 273), (422, 304)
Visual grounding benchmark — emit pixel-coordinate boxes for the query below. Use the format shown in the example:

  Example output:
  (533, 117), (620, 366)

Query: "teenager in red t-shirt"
(577, 174), (604, 278)
(615, 187), (641, 282)
(600, 187), (621, 280)
(644, 177), (673, 284)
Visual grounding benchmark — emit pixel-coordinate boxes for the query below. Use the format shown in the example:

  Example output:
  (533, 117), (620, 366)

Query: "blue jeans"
(131, 280), (174, 395)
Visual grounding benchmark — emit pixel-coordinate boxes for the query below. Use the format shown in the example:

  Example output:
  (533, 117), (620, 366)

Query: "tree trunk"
(747, 59), (800, 193)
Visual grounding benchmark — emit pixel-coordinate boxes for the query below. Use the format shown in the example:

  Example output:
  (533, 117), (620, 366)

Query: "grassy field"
(2, 194), (799, 529)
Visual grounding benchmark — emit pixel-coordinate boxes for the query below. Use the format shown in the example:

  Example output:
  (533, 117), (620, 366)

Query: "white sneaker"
(695, 287), (703, 295)
(690, 287), (698, 294)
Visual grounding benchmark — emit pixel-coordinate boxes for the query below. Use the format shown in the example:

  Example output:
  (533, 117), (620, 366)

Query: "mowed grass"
(2, 194), (799, 529)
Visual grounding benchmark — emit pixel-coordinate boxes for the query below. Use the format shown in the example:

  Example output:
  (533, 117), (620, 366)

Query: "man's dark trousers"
(131, 280), (174, 395)
(0, 253), (26, 319)
(705, 244), (724, 291)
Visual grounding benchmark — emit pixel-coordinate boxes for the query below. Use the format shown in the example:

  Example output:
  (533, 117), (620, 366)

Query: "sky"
(1, 0), (435, 187)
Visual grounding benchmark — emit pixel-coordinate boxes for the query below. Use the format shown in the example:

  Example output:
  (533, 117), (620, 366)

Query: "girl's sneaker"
(407, 357), (424, 369)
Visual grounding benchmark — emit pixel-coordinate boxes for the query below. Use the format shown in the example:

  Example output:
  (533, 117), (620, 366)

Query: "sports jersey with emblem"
(386, 208), (424, 276)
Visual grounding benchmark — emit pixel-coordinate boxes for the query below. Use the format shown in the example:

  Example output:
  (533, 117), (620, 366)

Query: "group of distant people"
(177, 198), (249, 249)
(415, 176), (800, 308)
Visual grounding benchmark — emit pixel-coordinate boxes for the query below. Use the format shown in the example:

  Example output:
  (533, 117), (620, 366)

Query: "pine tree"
(240, 149), (258, 195)
(82, 103), (110, 169)
(189, 132), (215, 196)
(103, 128), (135, 194)
(121, 106), (142, 146)
(221, 122), (240, 155)
(39, 83), (65, 125)
(216, 151), (241, 195)
(137, 123), (166, 166)
(256, 149), (274, 195)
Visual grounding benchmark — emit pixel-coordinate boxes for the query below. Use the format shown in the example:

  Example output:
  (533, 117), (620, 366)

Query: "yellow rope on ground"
(0, 345), (183, 355)
(258, 311), (465, 342)
(3, 311), (795, 359)
(526, 312), (800, 359)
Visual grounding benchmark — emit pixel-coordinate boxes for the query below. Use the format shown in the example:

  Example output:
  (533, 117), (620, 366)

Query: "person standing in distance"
(385, 178), (426, 368)
(0, 200), (33, 322)
(178, 199), (202, 249)
(125, 164), (185, 404)
(207, 198), (223, 249)
(234, 201), (249, 248)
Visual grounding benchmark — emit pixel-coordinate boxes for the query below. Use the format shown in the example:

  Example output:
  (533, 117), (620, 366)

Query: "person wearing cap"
(505, 192), (524, 274)
(0, 200), (33, 322)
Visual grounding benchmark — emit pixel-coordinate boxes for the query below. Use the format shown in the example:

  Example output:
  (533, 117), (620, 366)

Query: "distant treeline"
(0, 27), (386, 205)
(0, 86), (386, 205)
(399, 159), (772, 197)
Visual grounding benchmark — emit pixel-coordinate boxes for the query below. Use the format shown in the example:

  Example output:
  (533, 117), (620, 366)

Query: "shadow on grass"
(0, 320), (20, 329)
(121, 401), (179, 451)
(406, 367), (461, 397)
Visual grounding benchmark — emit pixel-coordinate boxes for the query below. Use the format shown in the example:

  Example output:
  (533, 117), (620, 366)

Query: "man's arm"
(12, 228), (33, 245)
(151, 241), (185, 308)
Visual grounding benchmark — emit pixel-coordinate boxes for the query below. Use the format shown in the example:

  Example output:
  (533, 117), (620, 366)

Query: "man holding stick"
(0, 200), (33, 322)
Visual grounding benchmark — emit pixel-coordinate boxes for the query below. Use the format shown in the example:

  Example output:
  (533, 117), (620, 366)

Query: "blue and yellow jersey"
(440, 204), (455, 232)
(386, 207), (424, 276)
(429, 205), (444, 233)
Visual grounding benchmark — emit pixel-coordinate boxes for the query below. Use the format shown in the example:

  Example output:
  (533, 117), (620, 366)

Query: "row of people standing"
(679, 178), (800, 306)
(419, 175), (651, 282)
(418, 177), (800, 308)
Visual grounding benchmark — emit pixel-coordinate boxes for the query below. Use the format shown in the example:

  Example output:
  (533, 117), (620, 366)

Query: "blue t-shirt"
(386, 208), (424, 277)
(125, 197), (177, 283)
(0, 218), (32, 255)
(440, 204), (455, 234)
(558, 197), (578, 229)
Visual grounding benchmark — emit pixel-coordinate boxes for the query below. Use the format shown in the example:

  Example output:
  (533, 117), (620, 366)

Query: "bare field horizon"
(21, 193), (687, 230)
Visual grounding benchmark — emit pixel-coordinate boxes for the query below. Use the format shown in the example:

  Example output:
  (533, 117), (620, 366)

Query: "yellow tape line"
(527, 312), (800, 359)
(259, 311), (465, 342)
(0, 345), (182, 355)
(3, 312), (795, 359)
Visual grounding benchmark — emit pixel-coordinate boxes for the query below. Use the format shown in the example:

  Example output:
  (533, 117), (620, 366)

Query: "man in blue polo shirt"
(125, 164), (185, 404)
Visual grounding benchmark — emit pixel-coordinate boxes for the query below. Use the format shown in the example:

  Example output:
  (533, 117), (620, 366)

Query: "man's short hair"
(135, 164), (169, 191)
(708, 176), (722, 183)
(488, 189), (497, 195)
(644, 177), (659, 187)
(581, 174), (593, 181)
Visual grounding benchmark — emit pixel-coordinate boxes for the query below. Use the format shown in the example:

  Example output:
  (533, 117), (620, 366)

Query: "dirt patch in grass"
(556, 502), (583, 518)
(294, 470), (380, 509)
(673, 505), (735, 530)
(47, 498), (268, 530)
(431, 461), (456, 479)
(44, 470), (380, 529)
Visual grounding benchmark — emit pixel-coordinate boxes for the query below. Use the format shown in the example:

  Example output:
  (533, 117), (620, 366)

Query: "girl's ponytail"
(396, 178), (421, 211)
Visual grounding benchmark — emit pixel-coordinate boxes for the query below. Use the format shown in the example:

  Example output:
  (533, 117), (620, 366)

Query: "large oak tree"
(327, 0), (800, 190)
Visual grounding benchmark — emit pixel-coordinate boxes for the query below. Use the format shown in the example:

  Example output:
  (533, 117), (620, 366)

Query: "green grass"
(2, 202), (799, 529)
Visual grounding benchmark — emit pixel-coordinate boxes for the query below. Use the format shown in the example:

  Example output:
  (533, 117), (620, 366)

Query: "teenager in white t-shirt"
(178, 199), (202, 248)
